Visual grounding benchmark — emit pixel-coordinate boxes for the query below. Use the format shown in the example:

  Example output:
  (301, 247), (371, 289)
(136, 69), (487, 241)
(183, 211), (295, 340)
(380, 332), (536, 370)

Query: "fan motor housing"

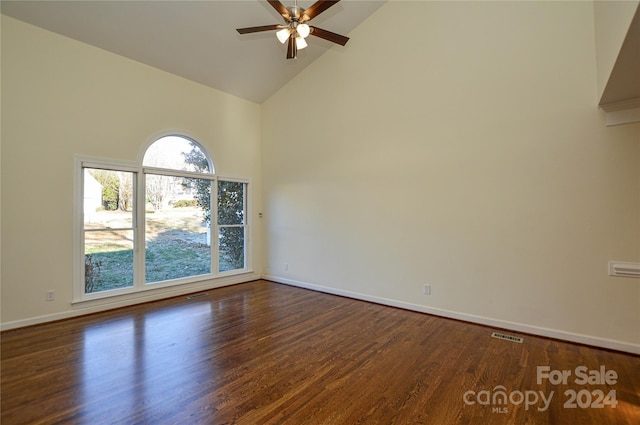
(286, 6), (304, 21)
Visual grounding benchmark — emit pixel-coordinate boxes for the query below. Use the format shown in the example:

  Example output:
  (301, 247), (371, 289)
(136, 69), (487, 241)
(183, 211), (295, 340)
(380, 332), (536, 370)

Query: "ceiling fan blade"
(267, 0), (291, 20)
(301, 0), (341, 22)
(236, 24), (282, 34)
(309, 26), (349, 46)
(286, 34), (297, 59)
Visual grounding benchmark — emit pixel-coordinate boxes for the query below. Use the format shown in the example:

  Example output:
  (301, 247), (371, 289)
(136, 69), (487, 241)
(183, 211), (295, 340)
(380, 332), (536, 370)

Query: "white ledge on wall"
(609, 261), (640, 278)
(599, 98), (640, 126)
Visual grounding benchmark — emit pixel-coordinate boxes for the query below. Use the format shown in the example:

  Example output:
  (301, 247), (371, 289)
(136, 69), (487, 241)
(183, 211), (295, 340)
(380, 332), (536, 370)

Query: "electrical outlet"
(46, 290), (55, 301)
(423, 284), (431, 295)
(284, 262), (289, 272)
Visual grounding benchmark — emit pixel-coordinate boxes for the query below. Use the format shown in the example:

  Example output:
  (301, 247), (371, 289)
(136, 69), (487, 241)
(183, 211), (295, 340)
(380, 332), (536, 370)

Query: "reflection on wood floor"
(2, 280), (639, 424)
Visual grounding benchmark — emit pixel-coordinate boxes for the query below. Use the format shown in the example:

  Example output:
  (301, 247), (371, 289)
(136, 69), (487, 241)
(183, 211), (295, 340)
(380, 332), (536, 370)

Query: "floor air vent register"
(491, 332), (524, 343)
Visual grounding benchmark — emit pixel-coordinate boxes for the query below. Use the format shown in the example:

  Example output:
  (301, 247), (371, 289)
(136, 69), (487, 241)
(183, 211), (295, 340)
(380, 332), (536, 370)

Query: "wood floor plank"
(1, 280), (639, 424)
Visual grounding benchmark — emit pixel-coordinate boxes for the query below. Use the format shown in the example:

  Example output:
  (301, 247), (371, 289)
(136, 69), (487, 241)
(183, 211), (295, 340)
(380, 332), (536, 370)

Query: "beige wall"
(2, 2), (639, 352)
(262, 1), (640, 351)
(1, 16), (262, 325)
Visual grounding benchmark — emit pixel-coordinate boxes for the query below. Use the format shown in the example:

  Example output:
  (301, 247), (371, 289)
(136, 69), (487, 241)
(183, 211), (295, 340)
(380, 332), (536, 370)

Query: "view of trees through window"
(82, 136), (247, 296)
(83, 168), (135, 293)
(218, 181), (245, 272)
(144, 173), (212, 283)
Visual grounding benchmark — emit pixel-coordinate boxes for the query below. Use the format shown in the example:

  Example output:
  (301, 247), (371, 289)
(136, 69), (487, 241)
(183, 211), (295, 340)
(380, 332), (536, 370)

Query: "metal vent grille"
(186, 293), (209, 300)
(491, 332), (524, 343)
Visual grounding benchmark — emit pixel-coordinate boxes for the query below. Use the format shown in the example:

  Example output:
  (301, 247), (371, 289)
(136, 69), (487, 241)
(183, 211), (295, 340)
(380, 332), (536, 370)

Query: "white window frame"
(141, 169), (217, 287)
(73, 151), (251, 304)
(216, 177), (250, 275)
(73, 156), (141, 302)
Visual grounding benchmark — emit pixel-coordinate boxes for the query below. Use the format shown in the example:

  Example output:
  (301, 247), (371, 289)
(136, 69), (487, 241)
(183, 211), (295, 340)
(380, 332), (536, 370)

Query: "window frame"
(217, 177), (250, 275)
(73, 156), (142, 302)
(141, 169), (217, 287)
(73, 141), (251, 304)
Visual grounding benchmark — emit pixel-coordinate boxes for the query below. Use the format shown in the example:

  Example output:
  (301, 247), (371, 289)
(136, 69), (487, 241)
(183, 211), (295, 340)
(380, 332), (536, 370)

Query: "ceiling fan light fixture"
(276, 28), (290, 44)
(295, 35), (308, 50)
(296, 23), (310, 38)
(236, 0), (350, 60)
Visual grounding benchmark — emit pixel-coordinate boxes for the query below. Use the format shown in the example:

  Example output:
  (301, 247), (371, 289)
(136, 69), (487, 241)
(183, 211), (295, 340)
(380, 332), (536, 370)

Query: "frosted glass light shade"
(276, 28), (290, 44)
(297, 24), (310, 38)
(296, 36), (308, 50)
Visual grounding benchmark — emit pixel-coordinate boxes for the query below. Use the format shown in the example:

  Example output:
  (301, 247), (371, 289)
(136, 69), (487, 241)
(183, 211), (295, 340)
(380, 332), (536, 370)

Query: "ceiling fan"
(236, 0), (349, 59)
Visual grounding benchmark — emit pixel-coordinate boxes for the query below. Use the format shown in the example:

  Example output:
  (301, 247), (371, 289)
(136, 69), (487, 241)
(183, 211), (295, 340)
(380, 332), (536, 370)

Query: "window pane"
(145, 175), (211, 283)
(84, 230), (134, 293)
(84, 169), (133, 229)
(142, 136), (211, 173)
(219, 227), (245, 272)
(218, 181), (244, 225)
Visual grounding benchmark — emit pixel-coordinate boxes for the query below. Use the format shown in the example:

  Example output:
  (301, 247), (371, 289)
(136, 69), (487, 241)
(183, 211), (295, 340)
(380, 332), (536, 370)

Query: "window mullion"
(143, 166), (216, 181)
(82, 161), (139, 173)
(84, 227), (134, 232)
(244, 182), (249, 269)
(135, 171), (145, 290)
(212, 177), (219, 276)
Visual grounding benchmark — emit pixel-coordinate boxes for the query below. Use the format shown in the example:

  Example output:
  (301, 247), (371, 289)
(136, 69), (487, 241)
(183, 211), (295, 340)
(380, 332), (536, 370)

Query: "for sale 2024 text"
(537, 365), (618, 409)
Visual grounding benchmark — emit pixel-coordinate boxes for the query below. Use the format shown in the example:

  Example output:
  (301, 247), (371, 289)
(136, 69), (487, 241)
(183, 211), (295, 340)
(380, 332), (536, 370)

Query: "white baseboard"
(1, 273), (261, 331)
(263, 274), (640, 355)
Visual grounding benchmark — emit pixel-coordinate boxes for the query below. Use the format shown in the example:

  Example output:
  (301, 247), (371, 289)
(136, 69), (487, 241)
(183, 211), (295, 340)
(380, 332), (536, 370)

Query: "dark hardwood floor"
(2, 280), (639, 424)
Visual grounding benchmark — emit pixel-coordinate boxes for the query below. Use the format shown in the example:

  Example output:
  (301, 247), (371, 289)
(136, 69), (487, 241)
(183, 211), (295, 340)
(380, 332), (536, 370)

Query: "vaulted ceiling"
(599, 4), (640, 106)
(1, 1), (386, 104)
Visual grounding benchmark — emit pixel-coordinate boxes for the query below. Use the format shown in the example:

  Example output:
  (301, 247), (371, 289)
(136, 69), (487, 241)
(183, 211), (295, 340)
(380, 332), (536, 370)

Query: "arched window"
(143, 136), (216, 284)
(76, 134), (248, 302)
(143, 135), (213, 173)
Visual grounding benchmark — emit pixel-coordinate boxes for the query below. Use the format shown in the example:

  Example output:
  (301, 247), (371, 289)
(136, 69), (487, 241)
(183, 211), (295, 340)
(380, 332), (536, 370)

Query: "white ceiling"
(1, 0), (386, 103)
